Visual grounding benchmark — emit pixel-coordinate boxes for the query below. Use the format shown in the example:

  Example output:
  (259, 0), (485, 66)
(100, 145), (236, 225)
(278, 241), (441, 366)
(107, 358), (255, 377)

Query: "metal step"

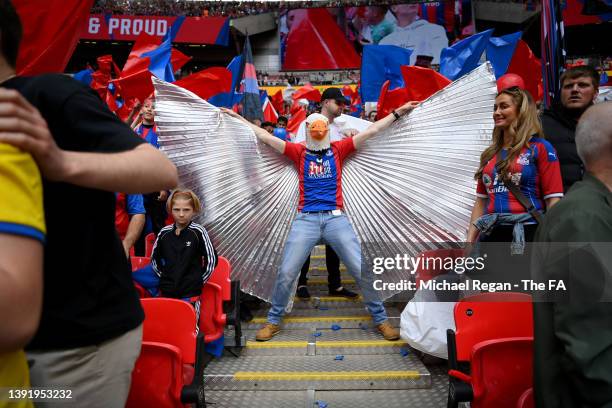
(301, 283), (361, 297)
(241, 328), (409, 357)
(253, 306), (402, 319)
(204, 354), (431, 391)
(205, 391), (309, 408)
(246, 306), (401, 330)
(205, 365), (448, 407)
(292, 295), (364, 309)
(306, 277), (355, 285)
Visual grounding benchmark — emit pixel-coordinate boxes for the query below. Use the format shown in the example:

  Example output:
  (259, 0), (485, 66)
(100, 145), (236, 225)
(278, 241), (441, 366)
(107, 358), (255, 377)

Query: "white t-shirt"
(379, 19), (448, 65)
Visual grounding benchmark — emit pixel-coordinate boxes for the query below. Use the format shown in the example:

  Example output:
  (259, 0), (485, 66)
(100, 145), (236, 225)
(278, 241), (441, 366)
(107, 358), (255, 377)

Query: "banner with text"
(81, 14), (230, 45)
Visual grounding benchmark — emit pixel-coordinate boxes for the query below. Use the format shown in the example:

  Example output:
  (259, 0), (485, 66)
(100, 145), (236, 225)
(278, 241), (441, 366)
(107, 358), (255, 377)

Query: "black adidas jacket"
(151, 222), (218, 298)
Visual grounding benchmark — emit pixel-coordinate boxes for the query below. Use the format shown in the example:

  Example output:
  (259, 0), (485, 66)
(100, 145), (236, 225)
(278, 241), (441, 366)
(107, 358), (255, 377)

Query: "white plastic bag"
(400, 292), (456, 359)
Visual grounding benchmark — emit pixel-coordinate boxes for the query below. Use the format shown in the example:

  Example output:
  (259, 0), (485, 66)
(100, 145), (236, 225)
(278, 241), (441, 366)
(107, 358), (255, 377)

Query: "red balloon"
(497, 73), (526, 92)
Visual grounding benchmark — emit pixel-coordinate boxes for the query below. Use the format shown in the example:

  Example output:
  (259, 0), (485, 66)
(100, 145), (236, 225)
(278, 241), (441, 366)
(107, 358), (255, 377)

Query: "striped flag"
(238, 36), (264, 122)
(541, 0), (566, 108)
(260, 91), (279, 123)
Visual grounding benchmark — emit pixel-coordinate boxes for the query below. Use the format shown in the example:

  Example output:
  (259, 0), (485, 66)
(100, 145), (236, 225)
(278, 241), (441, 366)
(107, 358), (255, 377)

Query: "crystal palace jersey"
(284, 138), (355, 212)
(476, 137), (564, 215)
(134, 123), (159, 148)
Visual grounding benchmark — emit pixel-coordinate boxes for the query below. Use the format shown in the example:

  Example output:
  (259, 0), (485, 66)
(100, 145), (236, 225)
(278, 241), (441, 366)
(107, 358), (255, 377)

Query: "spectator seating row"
(411, 247), (535, 408)
(447, 292), (534, 408)
(127, 256), (241, 407)
(127, 298), (203, 407)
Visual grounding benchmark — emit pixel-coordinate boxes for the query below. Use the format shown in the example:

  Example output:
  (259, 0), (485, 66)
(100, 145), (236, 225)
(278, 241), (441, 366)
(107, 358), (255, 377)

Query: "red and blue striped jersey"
(284, 138), (355, 212)
(134, 123), (159, 148)
(476, 137), (563, 215)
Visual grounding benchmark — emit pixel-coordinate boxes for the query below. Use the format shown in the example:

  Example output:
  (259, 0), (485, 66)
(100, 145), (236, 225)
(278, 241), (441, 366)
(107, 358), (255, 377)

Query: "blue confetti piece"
(318, 306), (329, 310)
(335, 355), (344, 361)
(313, 332), (322, 337)
(316, 400), (328, 408)
(400, 348), (409, 357)
(331, 324), (341, 331)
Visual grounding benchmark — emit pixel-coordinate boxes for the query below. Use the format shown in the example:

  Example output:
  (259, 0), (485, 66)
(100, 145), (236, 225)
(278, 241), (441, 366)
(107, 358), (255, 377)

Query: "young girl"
(133, 189), (217, 311)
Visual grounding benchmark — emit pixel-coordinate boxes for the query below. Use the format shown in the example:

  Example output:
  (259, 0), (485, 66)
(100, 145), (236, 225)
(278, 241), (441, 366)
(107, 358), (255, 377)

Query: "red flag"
(376, 80), (408, 119)
(271, 90), (285, 115)
(507, 40), (543, 102)
(262, 97), (279, 123)
(14, 0), (94, 75)
(342, 85), (356, 100)
(287, 107), (307, 136)
(171, 49), (192, 72)
(400, 66), (451, 102)
(117, 33), (191, 102)
(116, 97), (140, 122)
(173, 67), (232, 101)
(114, 71), (153, 103)
(97, 55), (121, 77)
(283, 9), (360, 70)
(292, 85), (322, 102)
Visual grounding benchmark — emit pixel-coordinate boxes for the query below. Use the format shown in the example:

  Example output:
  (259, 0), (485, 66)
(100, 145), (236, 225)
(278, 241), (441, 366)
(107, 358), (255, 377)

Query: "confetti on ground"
(400, 348), (410, 357)
(334, 355), (344, 361)
(316, 400), (328, 408)
(331, 324), (341, 331)
(313, 332), (322, 337)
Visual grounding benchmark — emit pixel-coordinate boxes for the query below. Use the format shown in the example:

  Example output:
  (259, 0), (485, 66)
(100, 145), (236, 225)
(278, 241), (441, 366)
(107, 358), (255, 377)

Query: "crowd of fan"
(90, 0), (455, 18)
(256, 70), (359, 87)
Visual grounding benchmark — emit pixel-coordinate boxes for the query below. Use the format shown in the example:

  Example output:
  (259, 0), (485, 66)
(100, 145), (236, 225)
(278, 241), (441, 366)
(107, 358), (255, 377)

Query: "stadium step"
(241, 327), (409, 357)
(206, 367), (449, 408)
(245, 314), (401, 331)
(204, 354), (430, 391)
(292, 295), (364, 309)
(210, 245), (444, 406)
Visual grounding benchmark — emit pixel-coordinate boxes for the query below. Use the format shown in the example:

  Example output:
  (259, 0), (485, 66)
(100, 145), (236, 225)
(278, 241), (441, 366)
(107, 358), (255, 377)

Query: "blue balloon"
(273, 127), (287, 141)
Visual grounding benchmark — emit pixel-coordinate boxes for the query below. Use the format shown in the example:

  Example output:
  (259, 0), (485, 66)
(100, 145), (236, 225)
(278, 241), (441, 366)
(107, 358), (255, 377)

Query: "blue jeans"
(267, 212), (388, 325)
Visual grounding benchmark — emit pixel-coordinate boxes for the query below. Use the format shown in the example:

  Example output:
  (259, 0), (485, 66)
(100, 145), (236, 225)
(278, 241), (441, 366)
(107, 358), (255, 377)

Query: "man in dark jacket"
(533, 102), (612, 408)
(541, 65), (599, 192)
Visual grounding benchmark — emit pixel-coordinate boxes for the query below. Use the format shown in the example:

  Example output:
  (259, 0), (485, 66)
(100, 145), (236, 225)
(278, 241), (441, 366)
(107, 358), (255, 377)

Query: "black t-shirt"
(4, 74), (146, 350)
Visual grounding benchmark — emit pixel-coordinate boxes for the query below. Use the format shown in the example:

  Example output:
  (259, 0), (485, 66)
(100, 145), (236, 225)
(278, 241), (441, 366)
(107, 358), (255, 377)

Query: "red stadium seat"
(414, 248), (464, 288)
(145, 232), (156, 257)
(199, 257), (244, 350)
(447, 292), (533, 408)
(448, 337), (533, 408)
(517, 387), (534, 408)
(200, 281), (226, 343)
(131, 256), (151, 272)
(199, 257), (230, 343)
(208, 256), (231, 301)
(127, 298), (204, 408)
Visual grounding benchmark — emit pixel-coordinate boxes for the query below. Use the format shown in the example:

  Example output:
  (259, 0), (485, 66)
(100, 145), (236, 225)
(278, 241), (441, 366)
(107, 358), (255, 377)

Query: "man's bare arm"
(221, 108), (286, 154)
(0, 234), (42, 352)
(122, 213), (146, 257)
(0, 89), (178, 193)
(353, 101), (419, 149)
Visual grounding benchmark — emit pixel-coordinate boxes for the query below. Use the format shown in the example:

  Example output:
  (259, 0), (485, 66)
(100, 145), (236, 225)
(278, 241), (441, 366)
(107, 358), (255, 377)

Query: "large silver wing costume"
(152, 63), (496, 303)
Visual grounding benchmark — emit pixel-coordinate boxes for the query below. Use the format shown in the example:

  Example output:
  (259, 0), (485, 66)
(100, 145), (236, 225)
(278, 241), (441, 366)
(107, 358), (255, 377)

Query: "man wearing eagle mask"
(222, 99), (419, 341)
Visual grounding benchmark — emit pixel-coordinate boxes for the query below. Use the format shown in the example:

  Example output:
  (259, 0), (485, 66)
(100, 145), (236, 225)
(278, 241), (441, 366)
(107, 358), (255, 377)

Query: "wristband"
(392, 110), (401, 121)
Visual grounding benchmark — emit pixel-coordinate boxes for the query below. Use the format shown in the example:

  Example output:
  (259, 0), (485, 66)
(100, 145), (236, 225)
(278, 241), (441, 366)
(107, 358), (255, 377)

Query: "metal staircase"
(206, 246), (448, 407)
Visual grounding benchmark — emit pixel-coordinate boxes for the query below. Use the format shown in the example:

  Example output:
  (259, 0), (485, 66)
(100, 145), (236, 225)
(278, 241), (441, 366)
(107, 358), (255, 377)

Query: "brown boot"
(376, 321), (400, 341)
(255, 323), (280, 341)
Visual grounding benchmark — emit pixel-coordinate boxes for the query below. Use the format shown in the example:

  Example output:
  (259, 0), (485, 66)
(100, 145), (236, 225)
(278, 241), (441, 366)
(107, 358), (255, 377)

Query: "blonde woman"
(467, 87), (563, 250)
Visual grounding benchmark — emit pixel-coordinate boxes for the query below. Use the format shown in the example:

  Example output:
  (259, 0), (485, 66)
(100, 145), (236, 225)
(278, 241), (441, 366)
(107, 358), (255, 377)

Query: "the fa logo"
(186, 241), (192, 247)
